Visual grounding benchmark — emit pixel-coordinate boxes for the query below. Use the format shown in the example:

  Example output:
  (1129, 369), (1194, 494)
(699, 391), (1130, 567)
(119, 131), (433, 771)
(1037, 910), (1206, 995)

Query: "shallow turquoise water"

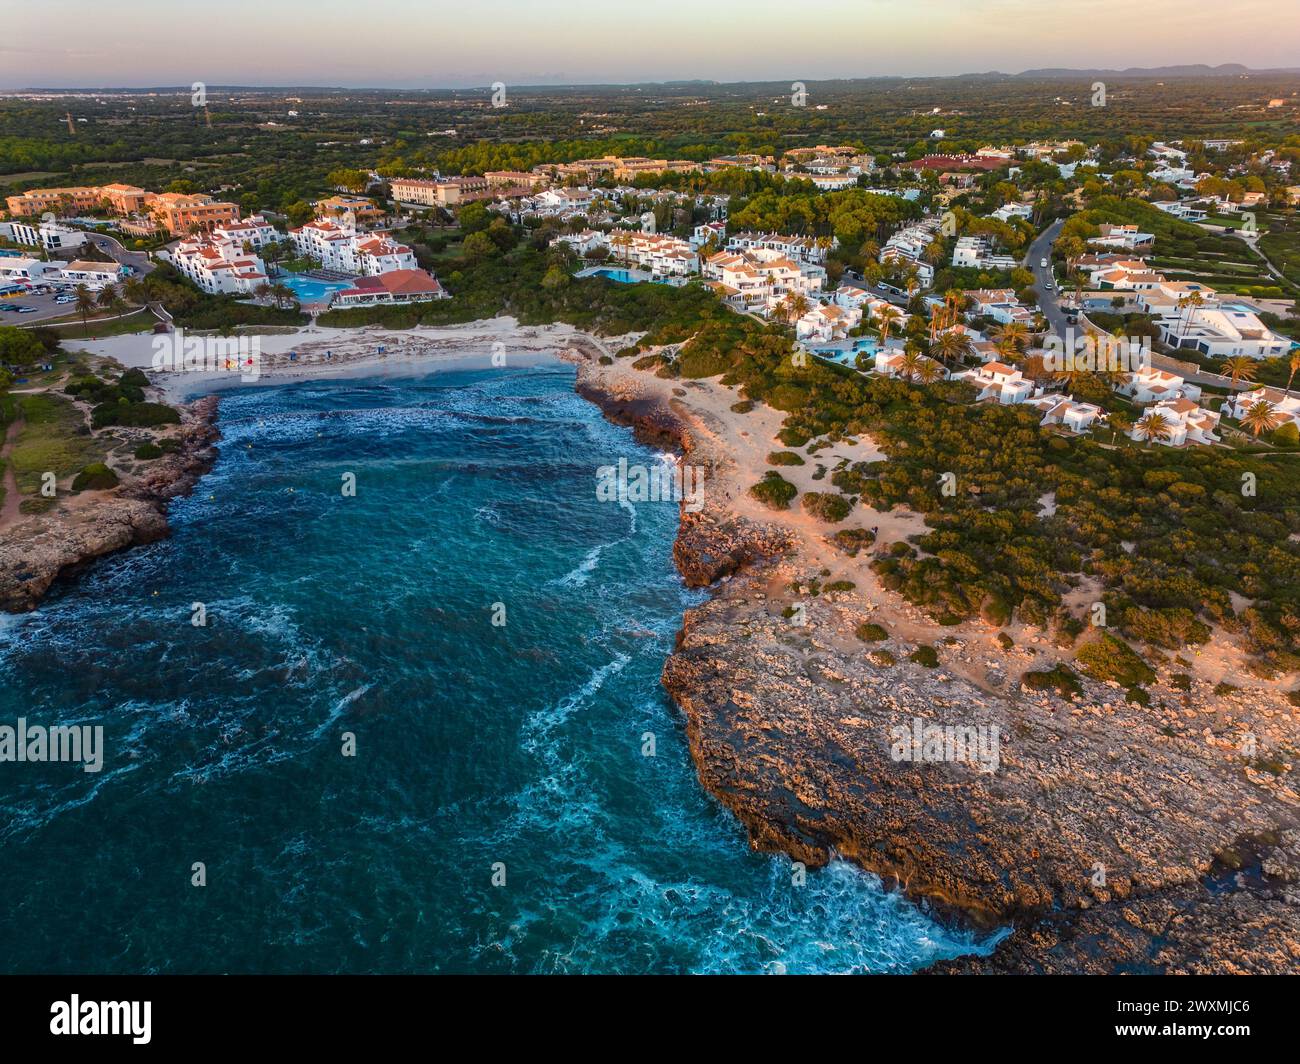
(0, 362), (999, 973)
(278, 272), (353, 303)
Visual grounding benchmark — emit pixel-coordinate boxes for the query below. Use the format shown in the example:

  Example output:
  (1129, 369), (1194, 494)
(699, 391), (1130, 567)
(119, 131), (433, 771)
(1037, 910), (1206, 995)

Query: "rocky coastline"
(572, 352), (1300, 975)
(0, 395), (221, 613)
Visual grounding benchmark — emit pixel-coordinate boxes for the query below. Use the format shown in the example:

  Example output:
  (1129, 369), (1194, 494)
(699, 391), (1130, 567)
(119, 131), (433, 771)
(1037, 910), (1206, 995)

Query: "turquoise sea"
(0, 361), (999, 973)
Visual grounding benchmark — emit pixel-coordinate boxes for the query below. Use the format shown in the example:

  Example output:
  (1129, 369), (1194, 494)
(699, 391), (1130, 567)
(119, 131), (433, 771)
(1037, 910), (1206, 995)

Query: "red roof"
(344, 269), (442, 296)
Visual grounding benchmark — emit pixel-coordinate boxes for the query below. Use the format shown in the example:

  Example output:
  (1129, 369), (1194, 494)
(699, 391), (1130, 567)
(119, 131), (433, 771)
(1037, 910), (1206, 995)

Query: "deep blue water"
(0, 362), (999, 973)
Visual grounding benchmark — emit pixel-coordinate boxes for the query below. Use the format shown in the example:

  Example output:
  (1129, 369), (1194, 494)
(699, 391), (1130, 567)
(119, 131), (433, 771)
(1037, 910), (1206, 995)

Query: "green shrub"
(855, 622), (887, 642)
(767, 450), (805, 466)
(1075, 633), (1156, 688)
(133, 442), (163, 460)
(1022, 664), (1082, 699)
(750, 472), (797, 510)
(824, 580), (856, 593)
(996, 632), (1015, 650)
(832, 528), (875, 556)
(71, 462), (119, 491)
(801, 491), (852, 523)
(869, 649), (896, 667)
(730, 400), (754, 413)
(909, 645), (940, 668)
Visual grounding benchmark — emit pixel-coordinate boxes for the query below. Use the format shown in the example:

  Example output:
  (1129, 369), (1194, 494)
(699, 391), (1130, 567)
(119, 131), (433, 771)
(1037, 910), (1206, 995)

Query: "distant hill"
(1011, 63), (1292, 79)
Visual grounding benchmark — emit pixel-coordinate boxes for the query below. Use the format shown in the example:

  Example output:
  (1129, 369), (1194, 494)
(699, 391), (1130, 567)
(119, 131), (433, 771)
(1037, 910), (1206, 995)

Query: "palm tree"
(270, 283), (295, 309)
(96, 283), (119, 312)
(915, 358), (945, 384)
(122, 277), (149, 305)
(933, 329), (974, 367)
(1221, 355), (1258, 388)
(990, 321), (1029, 355)
(1284, 350), (1300, 396)
(1175, 291), (1206, 347)
(1133, 411), (1173, 445)
(73, 284), (96, 331)
(254, 282), (272, 303)
(876, 305), (902, 347)
(784, 293), (811, 323)
(1241, 399), (1282, 438)
(898, 349), (926, 382)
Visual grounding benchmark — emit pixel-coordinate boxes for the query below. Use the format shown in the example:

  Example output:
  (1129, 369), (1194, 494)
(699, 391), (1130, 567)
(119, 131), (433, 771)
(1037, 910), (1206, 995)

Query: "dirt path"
(0, 413), (26, 530)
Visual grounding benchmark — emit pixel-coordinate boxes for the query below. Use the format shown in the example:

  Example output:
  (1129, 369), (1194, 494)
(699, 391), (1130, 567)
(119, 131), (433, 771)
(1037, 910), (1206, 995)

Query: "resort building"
(288, 219), (417, 276)
(808, 174), (858, 192)
(604, 231), (698, 277)
(5, 183), (143, 218)
(389, 176), (491, 208)
(1027, 394), (1107, 433)
(148, 192), (240, 236)
(0, 257), (62, 283)
(170, 238), (268, 296)
(314, 196), (386, 229)
(58, 260), (125, 287)
(1, 220), (88, 253)
(966, 289), (1036, 326)
(726, 231), (836, 265)
(874, 349), (948, 381)
(796, 302), (860, 343)
(702, 247), (823, 313)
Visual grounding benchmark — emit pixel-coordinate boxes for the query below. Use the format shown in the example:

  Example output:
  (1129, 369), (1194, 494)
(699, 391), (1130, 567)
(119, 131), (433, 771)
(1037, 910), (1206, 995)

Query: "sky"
(3, 0), (1297, 88)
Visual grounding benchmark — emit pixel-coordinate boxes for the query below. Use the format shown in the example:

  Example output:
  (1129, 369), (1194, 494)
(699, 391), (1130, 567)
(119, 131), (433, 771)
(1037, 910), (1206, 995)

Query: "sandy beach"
(69, 317), (625, 401)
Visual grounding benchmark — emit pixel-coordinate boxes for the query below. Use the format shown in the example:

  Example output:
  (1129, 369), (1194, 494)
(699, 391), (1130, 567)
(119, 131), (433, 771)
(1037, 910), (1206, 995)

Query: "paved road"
(1026, 219), (1068, 336)
(80, 232), (155, 277)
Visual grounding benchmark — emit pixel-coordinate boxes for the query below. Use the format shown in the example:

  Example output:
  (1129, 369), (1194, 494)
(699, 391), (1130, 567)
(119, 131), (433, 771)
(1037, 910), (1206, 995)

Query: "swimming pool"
(812, 337), (880, 365)
(278, 273), (354, 304)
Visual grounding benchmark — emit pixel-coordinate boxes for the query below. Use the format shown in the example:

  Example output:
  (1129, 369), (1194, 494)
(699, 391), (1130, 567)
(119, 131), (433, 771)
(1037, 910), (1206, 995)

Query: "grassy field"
(41, 308), (157, 340)
(8, 393), (102, 494)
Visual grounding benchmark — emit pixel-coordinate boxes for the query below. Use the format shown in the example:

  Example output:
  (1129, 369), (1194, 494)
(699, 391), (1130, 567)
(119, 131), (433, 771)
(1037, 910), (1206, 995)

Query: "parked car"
(15, 305), (38, 313)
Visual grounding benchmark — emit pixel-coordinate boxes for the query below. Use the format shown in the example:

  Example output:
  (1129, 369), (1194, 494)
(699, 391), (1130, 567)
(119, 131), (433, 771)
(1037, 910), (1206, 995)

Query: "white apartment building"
(874, 349), (948, 381)
(289, 220), (417, 276)
(1, 220), (88, 253)
(605, 231), (698, 277)
(726, 231), (836, 264)
(171, 238), (268, 296)
(0, 257), (62, 283)
(702, 247), (822, 313)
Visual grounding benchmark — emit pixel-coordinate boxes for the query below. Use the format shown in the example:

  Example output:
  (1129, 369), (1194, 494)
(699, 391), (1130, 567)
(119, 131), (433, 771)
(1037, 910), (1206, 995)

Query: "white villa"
(952, 235), (1018, 271)
(966, 288), (1036, 326)
(874, 349), (948, 380)
(955, 360), (1035, 404)
(1117, 367), (1201, 404)
(1228, 388), (1300, 431)
(797, 301), (860, 343)
(1159, 304), (1291, 360)
(58, 260), (126, 287)
(0, 257), (64, 283)
(1090, 223), (1155, 251)
(1028, 394), (1108, 433)
(1132, 398), (1221, 447)
(171, 238), (267, 296)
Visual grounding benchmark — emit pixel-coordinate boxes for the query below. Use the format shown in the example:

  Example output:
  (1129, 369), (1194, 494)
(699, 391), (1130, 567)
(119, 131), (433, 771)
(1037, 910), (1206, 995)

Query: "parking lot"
(0, 283), (87, 324)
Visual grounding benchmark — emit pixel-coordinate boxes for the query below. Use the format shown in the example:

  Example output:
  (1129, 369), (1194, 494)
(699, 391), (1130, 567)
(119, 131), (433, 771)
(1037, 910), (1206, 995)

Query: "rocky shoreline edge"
(573, 357), (1300, 975)
(0, 395), (221, 613)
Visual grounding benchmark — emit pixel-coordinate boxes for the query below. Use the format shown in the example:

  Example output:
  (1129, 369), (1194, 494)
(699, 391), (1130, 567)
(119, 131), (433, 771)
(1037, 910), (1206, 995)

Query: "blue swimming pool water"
(591, 268), (641, 284)
(278, 273), (354, 303)
(813, 337), (879, 365)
